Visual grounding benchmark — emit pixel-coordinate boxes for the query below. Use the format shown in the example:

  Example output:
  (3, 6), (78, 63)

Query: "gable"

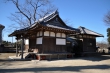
(47, 16), (67, 28)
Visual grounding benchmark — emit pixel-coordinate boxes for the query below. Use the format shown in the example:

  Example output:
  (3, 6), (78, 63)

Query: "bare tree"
(6, 0), (56, 29)
(104, 11), (110, 26)
(96, 39), (109, 53)
(63, 18), (74, 27)
(97, 42), (108, 49)
(104, 11), (110, 46)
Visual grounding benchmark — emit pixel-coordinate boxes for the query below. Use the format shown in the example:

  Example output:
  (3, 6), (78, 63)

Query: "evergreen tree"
(107, 28), (110, 44)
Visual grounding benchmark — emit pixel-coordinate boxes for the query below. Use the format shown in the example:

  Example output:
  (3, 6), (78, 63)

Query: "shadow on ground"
(0, 55), (110, 72)
(0, 65), (110, 72)
(76, 54), (110, 61)
(49, 54), (110, 62)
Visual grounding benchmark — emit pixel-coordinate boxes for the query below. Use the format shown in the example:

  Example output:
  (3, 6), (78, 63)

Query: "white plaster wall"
(50, 32), (55, 37)
(56, 38), (66, 45)
(36, 37), (42, 44)
(56, 33), (61, 37)
(37, 32), (39, 36)
(44, 31), (49, 36)
(25, 39), (29, 45)
(62, 33), (66, 38)
(40, 31), (42, 36)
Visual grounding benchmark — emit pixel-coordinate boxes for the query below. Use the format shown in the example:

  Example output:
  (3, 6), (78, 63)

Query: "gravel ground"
(0, 53), (110, 73)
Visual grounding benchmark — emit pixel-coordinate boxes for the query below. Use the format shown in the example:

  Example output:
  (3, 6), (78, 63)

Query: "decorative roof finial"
(55, 9), (59, 15)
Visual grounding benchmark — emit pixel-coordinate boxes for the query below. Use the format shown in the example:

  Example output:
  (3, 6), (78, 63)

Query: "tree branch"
(6, 0), (56, 30)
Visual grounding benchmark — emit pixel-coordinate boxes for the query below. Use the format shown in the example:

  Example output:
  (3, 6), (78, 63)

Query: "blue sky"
(0, 0), (110, 42)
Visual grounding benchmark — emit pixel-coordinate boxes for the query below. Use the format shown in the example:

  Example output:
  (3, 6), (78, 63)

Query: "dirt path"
(0, 54), (110, 73)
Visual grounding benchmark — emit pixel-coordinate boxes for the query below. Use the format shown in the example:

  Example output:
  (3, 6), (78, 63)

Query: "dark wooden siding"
(43, 37), (56, 53)
(56, 45), (67, 52)
(29, 37), (67, 53)
(36, 44), (42, 53)
(42, 37), (67, 53)
(83, 38), (96, 52)
(29, 38), (36, 49)
(76, 40), (83, 52)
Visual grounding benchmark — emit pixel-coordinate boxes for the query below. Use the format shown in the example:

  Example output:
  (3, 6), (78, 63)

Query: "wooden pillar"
(16, 38), (18, 57)
(21, 35), (24, 59)
(55, 32), (56, 52)
(66, 33), (67, 52)
(42, 30), (44, 53)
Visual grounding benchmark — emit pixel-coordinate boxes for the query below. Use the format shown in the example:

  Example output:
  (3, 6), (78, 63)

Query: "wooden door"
(43, 37), (56, 53)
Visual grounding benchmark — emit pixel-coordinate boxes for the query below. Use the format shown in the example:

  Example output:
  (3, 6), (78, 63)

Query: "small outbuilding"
(69, 26), (104, 54)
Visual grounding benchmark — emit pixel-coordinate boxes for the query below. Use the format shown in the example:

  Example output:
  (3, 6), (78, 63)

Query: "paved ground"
(0, 53), (110, 73)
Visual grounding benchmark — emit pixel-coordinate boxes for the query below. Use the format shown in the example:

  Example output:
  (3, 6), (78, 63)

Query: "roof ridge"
(79, 26), (104, 37)
(37, 10), (59, 22)
(79, 26), (86, 34)
(30, 10), (59, 28)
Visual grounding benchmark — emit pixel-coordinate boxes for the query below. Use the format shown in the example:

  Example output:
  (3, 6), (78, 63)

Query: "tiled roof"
(78, 26), (104, 37)
(46, 24), (77, 31)
(30, 10), (59, 28)
(38, 10), (59, 23)
(9, 11), (104, 37)
(36, 10), (78, 32)
(9, 10), (78, 36)
(31, 10), (78, 31)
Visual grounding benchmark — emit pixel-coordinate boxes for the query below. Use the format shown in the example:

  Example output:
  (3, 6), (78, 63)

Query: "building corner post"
(16, 38), (18, 57)
(21, 35), (24, 59)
